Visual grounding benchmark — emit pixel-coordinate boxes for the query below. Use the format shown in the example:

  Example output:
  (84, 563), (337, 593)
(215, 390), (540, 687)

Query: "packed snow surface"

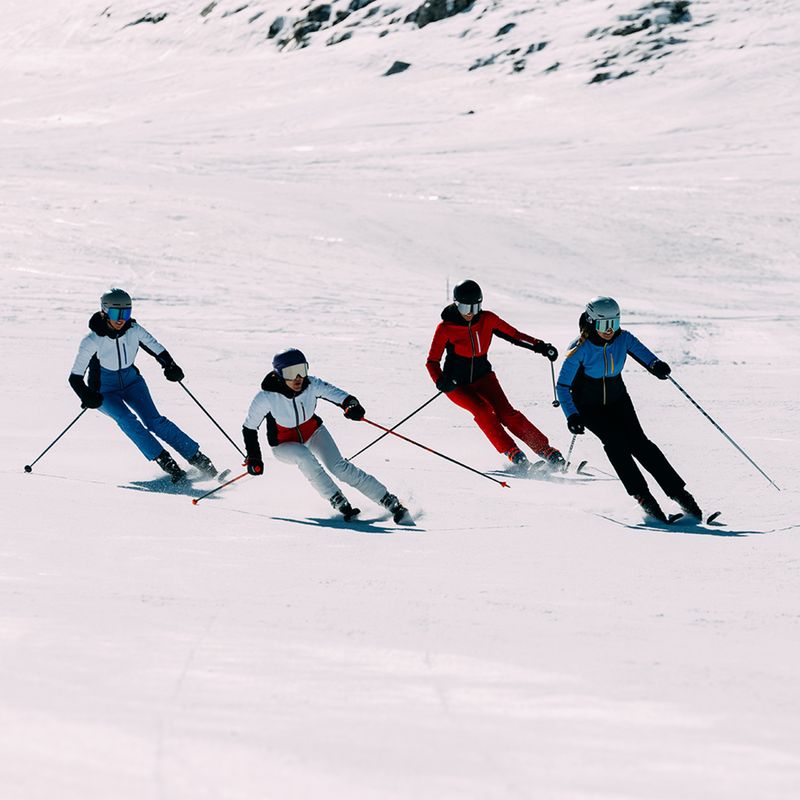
(2, 1), (799, 798)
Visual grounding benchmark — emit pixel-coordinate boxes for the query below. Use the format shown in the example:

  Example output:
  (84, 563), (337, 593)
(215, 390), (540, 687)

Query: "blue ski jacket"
(556, 321), (660, 418)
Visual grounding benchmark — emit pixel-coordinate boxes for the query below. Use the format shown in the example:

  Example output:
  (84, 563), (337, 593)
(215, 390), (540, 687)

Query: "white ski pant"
(272, 425), (389, 505)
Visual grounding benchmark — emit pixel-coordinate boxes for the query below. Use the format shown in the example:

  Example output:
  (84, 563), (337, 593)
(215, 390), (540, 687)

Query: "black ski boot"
(670, 488), (702, 520)
(330, 491), (360, 521)
(155, 449), (187, 484)
(188, 450), (218, 479)
(633, 491), (667, 522)
(380, 492), (410, 524)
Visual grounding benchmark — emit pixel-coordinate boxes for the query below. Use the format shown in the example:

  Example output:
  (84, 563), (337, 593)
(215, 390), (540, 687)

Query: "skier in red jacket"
(426, 279), (564, 468)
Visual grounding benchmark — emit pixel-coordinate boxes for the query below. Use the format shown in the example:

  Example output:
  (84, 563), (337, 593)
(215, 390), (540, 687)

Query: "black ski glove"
(82, 390), (104, 409)
(69, 374), (103, 408)
(163, 363), (184, 382)
(436, 375), (458, 393)
(342, 395), (365, 421)
(567, 413), (585, 435)
(650, 360), (671, 380)
(533, 341), (558, 362)
(156, 350), (183, 382)
(246, 458), (264, 476)
(242, 426), (263, 474)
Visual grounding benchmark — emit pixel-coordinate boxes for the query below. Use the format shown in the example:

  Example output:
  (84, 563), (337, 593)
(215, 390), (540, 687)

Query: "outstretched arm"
(624, 331), (669, 377)
(491, 312), (557, 360)
(137, 325), (185, 381)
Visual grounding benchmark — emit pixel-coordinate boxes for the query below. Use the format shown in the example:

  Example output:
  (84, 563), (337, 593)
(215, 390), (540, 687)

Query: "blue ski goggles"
(281, 363), (308, 381)
(594, 316), (620, 332)
(106, 307), (132, 322)
(456, 301), (482, 316)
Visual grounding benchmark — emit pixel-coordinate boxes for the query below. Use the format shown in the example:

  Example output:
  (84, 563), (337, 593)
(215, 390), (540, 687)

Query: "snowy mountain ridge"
(9, 0), (796, 84)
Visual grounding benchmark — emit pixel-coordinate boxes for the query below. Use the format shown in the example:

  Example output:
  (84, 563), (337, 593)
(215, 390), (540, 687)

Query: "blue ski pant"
(98, 369), (198, 461)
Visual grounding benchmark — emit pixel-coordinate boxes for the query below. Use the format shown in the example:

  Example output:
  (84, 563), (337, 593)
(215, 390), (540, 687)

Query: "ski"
(217, 468), (231, 483)
(665, 512), (684, 525)
(706, 511), (722, 524)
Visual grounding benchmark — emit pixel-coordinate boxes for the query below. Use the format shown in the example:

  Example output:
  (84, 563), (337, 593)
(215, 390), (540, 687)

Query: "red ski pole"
(192, 471), (249, 505)
(360, 417), (509, 489)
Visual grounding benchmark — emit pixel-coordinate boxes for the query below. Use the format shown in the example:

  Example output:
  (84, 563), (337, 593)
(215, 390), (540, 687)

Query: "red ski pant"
(446, 371), (552, 456)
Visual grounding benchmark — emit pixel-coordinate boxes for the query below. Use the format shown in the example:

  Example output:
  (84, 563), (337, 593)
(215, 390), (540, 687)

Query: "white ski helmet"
(101, 288), (132, 322)
(101, 288), (132, 313)
(585, 296), (620, 332)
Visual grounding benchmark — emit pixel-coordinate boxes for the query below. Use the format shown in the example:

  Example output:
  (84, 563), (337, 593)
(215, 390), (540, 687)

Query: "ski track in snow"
(2, 1), (800, 798)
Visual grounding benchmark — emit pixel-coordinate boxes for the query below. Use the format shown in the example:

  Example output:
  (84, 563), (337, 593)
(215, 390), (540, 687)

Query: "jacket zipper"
(115, 338), (124, 389)
(602, 343), (608, 405)
(292, 397), (304, 443)
(468, 321), (476, 383)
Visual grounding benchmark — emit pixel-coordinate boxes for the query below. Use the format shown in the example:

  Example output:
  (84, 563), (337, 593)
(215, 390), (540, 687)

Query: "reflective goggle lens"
(106, 307), (132, 322)
(456, 301), (481, 316)
(594, 317), (620, 332)
(281, 363), (308, 380)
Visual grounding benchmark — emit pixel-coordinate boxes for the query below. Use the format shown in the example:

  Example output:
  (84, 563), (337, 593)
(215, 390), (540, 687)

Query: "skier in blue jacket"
(68, 288), (218, 483)
(556, 297), (702, 522)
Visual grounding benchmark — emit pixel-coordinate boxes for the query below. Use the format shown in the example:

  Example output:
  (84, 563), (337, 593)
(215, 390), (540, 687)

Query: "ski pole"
(24, 408), (87, 473)
(550, 361), (560, 407)
(348, 392), (442, 461)
(360, 417), (509, 489)
(669, 376), (780, 491)
(563, 434), (577, 473)
(192, 470), (249, 505)
(178, 381), (245, 458)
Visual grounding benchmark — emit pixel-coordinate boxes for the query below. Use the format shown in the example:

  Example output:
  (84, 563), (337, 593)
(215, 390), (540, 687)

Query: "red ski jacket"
(426, 305), (543, 387)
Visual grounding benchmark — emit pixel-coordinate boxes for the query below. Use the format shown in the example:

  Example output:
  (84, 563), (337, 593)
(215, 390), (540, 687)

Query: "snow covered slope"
(2, 1), (799, 798)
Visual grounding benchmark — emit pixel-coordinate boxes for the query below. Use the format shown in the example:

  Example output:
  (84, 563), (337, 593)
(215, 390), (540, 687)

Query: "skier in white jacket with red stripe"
(242, 348), (410, 523)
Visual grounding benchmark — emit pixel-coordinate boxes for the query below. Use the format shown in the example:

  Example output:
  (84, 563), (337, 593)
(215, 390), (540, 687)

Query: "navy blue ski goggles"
(106, 307), (132, 322)
(594, 316), (620, 332)
(456, 301), (482, 316)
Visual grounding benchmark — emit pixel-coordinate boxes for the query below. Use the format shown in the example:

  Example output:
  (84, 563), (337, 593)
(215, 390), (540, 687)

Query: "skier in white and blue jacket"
(556, 297), (703, 522)
(68, 288), (218, 483)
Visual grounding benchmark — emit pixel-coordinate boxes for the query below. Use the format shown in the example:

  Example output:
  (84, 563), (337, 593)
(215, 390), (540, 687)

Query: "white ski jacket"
(71, 317), (166, 376)
(244, 375), (348, 430)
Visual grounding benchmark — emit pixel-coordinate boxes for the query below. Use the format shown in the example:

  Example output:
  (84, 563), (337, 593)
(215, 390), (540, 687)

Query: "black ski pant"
(579, 393), (684, 497)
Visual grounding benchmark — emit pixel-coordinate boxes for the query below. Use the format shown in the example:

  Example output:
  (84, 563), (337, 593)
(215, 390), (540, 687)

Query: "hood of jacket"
(89, 311), (134, 338)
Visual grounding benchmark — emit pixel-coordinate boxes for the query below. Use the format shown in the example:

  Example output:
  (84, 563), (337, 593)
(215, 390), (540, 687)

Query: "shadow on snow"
(120, 476), (211, 499)
(271, 515), (419, 534)
(595, 512), (773, 538)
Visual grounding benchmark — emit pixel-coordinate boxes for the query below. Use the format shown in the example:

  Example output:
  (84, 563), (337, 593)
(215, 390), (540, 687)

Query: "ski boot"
(188, 449), (218, 479)
(633, 491), (668, 523)
(380, 492), (410, 524)
(670, 488), (702, 520)
(330, 491), (360, 521)
(504, 447), (529, 466)
(541, 447), (566, 472)
(155, 449), (187, 484)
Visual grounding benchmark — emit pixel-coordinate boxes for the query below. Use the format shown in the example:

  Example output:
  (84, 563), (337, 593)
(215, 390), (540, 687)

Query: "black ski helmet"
(272, 348), (308, 373)
(453, 279), (482, 305)
(453, 279), (483, 315)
